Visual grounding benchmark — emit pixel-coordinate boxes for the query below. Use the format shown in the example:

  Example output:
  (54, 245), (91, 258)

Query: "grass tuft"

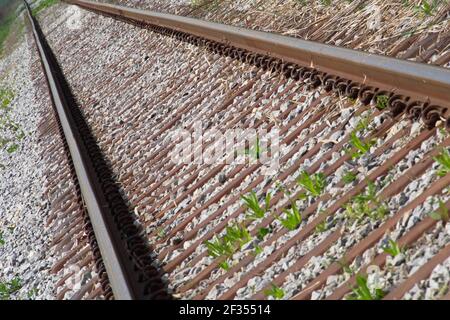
(346, 274), (386, 300)
(433, 148), (450, 177)
(204, 223), (251, 270)
(342, 170), (357, 184)
(348, 132), (375, 159)
(428, 200), (449, 223)
(0, 88), (14, 109)
(242, 191), (271, 220)
(264, 284), (285, 299)
(296, 170), (327, 197)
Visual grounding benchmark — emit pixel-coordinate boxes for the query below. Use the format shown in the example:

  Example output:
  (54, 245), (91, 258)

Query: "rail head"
(66, 0), (450, 114)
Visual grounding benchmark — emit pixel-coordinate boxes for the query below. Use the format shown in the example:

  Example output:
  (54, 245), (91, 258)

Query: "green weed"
(428, 200), (449, 223)
(264, 284), (285, 300)
(383, 239), (404, 257)
(433, 148), (450, 177)
(242, 191), (271, 220)
(205, 237), (234, 259)
(0, 277), (21, 300)
(253, 245), (263, 256)
(32, 0), (59, 16)
(204, 223), (252, 269)
(276, 200), (302, 231)
(6, 143), (18, 153)
(348, 132), (375, 159)
(414, 0), (441, 16)
(218, 261), (230, 271)
(256, 227), (270, 241)
(376, 95), (389, 110)
(342, 171), (357, 184)
(344, 181), (388, 222)
(315, 220), (328, 234)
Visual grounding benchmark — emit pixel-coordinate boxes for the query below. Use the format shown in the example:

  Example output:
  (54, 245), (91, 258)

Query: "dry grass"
(117, 0), (450, 66)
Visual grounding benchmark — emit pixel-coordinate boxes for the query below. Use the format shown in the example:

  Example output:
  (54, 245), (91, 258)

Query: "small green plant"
(383, 239), (404, 257)
(439, 127), (449, 137)
(0, 277), (22, 300)
(155, 227), (166, 239)
(253, 245), (263, 256)
(6, 143), (18, 154)
(276, 200), (302, 231)
(296, 170), (327, 197)
(191, 0), (221, 9)
(223, 224), (252, 248)
(27, 287), (39, 299)
(428, 200), (449, 223)
(348, 132), (376, 159)
(242, 191), (271, 220)
(337, 258), (355, 275)
(205, 237), (234, 259)
(0, 232), (4, 246)
(32, 0), (59, 16)
(315, 220), (328, 234)
(264, 284), (285, 300)
(344, 181), (388, 222)
(433, 148), (450, 177)
(355, 115), (371, 132)
(275, 180), (292, 197)
(376, 95), (389, 110)
(218, 261), (230, 271)
(244, 136), (264, 160)
(205, 223), (252, 270)
(342, 171), (357, 184)
(414, 0), (439, 16)
(347, 274), (386, 300)
(0, 88), (14, 109)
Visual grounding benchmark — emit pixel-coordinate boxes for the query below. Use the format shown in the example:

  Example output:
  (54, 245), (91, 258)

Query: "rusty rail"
(64, 0), (450, 127)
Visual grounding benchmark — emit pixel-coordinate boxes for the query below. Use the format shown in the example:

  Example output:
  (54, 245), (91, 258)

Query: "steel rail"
(25, 0), (140, 300)
(65, 0), (450, 112)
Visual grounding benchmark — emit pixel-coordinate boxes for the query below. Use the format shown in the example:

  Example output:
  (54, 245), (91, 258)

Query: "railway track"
(25, 0), (450, 300)
(25, 0), (169, 300)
